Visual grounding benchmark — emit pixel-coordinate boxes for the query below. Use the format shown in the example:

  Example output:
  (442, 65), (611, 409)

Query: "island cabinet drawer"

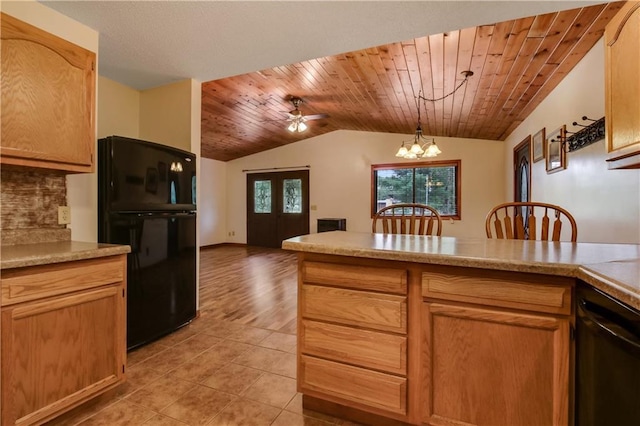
(421, 267), (573, 315)
(302, 261), (407, 294)
(1, 255), (126, 306)
(300, 355), (407, 416)
(300, 320), (407, 375)
(301, 284), (407, 333)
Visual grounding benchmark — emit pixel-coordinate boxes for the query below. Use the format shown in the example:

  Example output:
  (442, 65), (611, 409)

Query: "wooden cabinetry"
(294, 254), (575, 426)
(421, 266), (572, 426)
(1, 255), (127, 426)
(605, 1), (640, 169)
(297, 257), (411, 420)
(0, 13), (96, 173)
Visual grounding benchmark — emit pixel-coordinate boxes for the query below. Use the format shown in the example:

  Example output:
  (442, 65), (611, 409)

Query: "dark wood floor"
(198, 245), (299, 334)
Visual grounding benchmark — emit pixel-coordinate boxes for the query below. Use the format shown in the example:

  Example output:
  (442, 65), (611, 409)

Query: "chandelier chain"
(417, 71), (473, 103)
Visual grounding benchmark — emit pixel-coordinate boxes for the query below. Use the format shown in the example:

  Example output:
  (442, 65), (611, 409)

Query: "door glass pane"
(254, 180), (272, 213)
(283, 179), (302, 213)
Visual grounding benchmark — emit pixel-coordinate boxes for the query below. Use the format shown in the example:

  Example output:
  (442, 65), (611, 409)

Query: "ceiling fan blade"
(303, 113), (330, 121)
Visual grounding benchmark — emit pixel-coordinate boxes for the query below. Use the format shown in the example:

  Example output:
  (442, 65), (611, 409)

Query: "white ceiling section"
(38, 1), (609, 90)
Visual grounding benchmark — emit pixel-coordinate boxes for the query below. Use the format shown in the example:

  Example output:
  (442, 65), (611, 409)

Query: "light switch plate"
(58, 206), (71, 225)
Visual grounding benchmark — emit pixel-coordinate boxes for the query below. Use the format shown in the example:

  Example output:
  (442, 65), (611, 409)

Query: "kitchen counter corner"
(1, 240), (131, 270)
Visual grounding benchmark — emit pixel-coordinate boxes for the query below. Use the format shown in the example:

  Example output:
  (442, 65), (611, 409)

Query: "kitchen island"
(282, 231), (640, 426)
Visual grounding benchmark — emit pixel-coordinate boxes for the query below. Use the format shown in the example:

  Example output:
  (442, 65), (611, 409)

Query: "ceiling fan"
(284, 97), (329, 133)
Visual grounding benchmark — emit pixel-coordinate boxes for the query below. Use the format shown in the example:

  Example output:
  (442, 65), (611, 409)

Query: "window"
(371, 160), (461, 219)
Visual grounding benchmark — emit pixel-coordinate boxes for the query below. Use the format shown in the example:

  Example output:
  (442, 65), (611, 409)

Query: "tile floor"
(55, 314), (358, 426)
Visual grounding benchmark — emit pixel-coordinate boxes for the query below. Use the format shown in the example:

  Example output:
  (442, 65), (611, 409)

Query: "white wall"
(140, 79), (194, 152)
(97, 76), (141, 139)
(214, 130), (505, 244)
(504, 40), (640, 244)
(199, 158), (228, 245)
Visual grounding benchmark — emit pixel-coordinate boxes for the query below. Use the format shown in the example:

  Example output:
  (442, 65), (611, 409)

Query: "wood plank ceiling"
(201, 2), (623, 162)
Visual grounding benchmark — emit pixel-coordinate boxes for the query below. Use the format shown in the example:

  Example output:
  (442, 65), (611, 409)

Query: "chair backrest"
(372, 203), (442, 236)
(485, 202), (577, 242)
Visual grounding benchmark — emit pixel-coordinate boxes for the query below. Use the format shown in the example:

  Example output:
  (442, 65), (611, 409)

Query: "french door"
(246, 170), (309, 248)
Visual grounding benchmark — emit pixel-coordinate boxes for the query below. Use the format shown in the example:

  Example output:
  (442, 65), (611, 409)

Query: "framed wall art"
(532, 128), (546, 162)
(546, 125), (566, 174)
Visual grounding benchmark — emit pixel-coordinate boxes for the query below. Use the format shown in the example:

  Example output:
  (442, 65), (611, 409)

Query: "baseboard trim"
(200, 242), (247, 249)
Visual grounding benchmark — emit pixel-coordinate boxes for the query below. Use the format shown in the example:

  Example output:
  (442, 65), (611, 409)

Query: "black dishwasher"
(575, 283), (640, 426)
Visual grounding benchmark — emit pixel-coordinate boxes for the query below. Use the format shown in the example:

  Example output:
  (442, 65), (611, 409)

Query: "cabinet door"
(0, 13), (95, 173)
(605, 2), (640, 167)
(422, 302), (569, 426)
(1, 285), (126, 426)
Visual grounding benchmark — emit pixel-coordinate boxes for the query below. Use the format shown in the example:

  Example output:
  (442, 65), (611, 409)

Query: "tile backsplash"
(1, 167), (70, 245)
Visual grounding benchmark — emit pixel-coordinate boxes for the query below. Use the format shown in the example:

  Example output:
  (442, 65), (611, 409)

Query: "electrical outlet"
(58, 206), (71, 224)
(58, 206), (71, 225)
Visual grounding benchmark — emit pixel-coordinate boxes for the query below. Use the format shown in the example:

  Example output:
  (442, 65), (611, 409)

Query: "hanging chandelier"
(395, 70), (473, 159)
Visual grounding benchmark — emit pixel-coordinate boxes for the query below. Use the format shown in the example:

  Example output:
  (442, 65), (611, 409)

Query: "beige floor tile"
(143, 414), (189, 425)
(232, 346), (287, 371)
(173, 333), (223, 358)
(127, 340), (171, 367)
(125, 375), (196, 412)
(156, 326), (200, 346)
(193, 340), (253, 365)
(114, 362), (164, 398)
(206, 398), (281, 426)
(271, 410), (336, 426)
(201, 363), (264, 395)
(258, 332), (297, 352)
(226, 326), (272, 345)
(200, 320), (246, 338)
(165, 358), (226, 384)
(135, 345), (201, 374)
(266, 352), (297, 379)
(75, 400), (156, 425)
(160, 385), (236, 425)
(241, 372), (297, 409)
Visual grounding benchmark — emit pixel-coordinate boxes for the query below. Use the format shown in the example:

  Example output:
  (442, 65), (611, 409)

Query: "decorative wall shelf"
(567, 117), (605, 152)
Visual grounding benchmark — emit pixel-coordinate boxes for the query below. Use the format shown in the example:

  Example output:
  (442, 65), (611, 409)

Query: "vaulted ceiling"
(201, 2), (623, 162)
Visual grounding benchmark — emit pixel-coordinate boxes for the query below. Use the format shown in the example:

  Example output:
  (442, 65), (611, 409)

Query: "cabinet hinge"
(122, 364), (125, 374)
(122, 289), (125, 298)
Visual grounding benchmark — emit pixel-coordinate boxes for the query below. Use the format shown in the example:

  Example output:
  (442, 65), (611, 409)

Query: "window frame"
(371, 160), (461, 219)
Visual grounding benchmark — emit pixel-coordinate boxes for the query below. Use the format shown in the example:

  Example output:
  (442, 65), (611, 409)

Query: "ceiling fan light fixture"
(287, 122), (297, 132)
(297, 121), (308, 132)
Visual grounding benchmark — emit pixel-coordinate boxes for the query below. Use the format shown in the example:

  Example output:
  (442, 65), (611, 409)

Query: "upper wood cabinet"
(605, 1), (640, 169)
(0, 13), (96, 173)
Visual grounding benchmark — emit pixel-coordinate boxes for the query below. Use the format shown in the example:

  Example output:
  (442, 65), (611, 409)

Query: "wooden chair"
(372, 203), (442, 236)
(485, 202), (577, 242)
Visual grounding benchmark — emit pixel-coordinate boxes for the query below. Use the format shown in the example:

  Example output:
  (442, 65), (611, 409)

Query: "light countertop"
(1, 241), (131, 270)
(283, 231), (640, 310)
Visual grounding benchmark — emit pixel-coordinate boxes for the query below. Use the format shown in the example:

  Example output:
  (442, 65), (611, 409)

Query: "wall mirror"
(546, 125), (566, 173)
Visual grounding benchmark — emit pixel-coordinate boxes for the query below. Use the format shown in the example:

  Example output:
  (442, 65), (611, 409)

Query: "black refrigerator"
(98, 135), (197, 350)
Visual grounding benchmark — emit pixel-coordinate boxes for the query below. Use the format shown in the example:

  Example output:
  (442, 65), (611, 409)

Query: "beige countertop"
(1, 241), (131, 270)
(283, 231), (640, 310)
